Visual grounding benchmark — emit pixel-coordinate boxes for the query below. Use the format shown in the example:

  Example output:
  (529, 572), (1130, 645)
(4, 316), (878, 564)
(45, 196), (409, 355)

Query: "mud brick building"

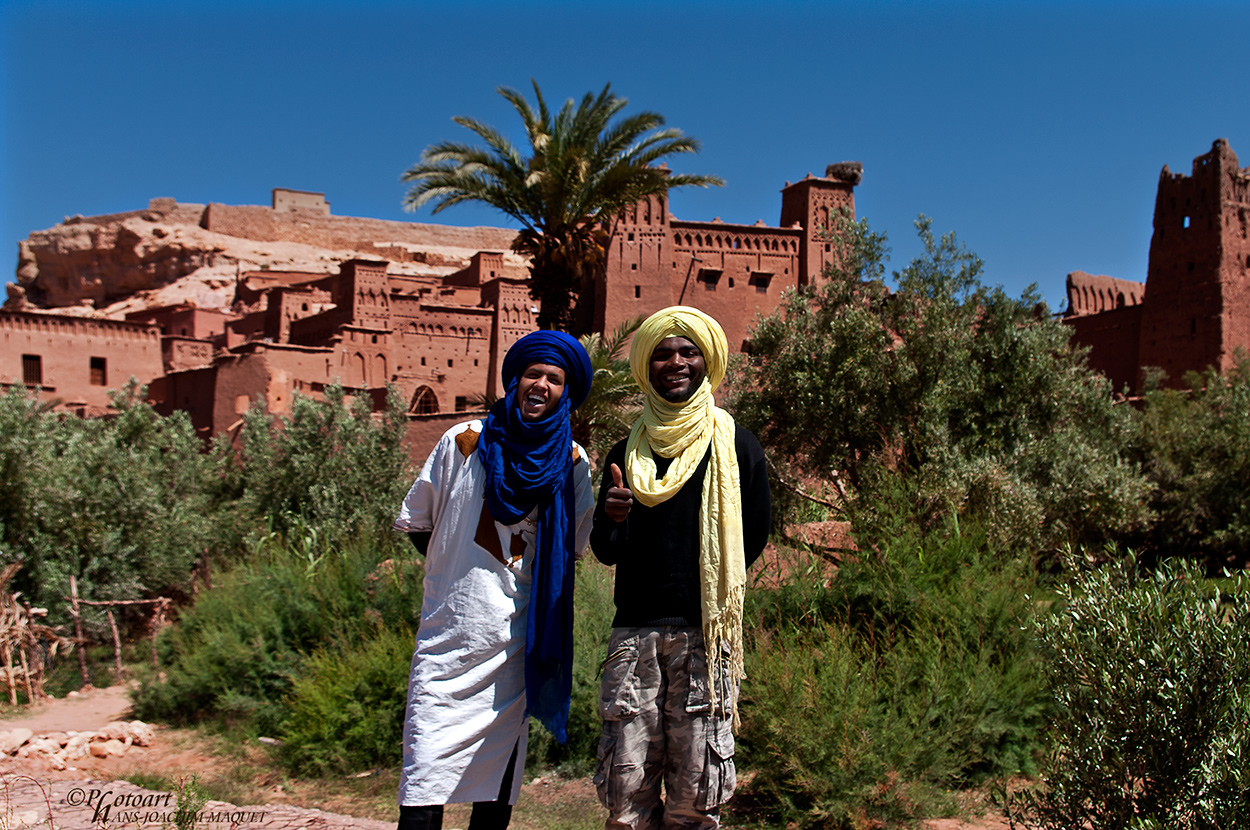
(4, 167), (861, 461)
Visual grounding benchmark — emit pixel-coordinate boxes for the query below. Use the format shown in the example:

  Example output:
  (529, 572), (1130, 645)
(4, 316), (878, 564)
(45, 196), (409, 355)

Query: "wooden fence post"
(69, 575), (91, 688)
(106, 609), (123, 681)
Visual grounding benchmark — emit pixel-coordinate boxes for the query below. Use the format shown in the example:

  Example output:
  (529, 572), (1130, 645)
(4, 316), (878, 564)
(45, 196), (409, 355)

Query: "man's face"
(649, 336), (706, 403)
(516, 362), (567, 421)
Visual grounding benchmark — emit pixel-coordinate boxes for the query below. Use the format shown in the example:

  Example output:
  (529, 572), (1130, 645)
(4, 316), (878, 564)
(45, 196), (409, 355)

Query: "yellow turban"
(625, 306), (746, 726)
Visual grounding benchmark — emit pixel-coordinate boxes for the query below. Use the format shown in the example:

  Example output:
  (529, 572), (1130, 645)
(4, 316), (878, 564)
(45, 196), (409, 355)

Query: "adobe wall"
(1218, 146), (1250, 367)
(0, 311), (163, 408)
(1064, 140), (1250, 393)
(151, 364), (217, 439)
(666, 221), (804, 351)
(200, 203), (518, 255)
(1065, 304), (1143, 394)
(402, 411), (488, 471)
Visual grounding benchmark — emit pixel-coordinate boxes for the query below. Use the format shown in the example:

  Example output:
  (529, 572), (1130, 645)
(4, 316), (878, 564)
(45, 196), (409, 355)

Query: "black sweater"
(590, 425), (771, 627)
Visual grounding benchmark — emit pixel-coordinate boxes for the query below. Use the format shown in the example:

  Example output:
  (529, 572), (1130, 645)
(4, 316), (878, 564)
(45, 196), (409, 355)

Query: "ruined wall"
(1065, 271), (1146, 317)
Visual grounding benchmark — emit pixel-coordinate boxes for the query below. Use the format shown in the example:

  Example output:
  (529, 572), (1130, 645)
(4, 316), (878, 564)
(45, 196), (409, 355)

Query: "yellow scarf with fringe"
(625, 307), (746, 727)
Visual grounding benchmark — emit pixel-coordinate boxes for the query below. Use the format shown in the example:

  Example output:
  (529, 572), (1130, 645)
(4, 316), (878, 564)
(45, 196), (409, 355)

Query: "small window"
(455, 396), (468, 411)
(448, 359), (454, 368)
(90, 357), (107, 386)
(696, 267), (723, 286)
(1183, 215), (1191, 228)
(421, 357), (426, 366)
(631, 263), (637, 270)
(634, 285), (641, 299)
(474, 359), (479, 366)
(627, 232), (635, 242)
(22, 354), (42, 386)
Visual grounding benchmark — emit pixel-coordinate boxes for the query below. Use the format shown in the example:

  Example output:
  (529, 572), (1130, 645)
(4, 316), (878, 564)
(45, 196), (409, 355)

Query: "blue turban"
(479, 329), (592, 742)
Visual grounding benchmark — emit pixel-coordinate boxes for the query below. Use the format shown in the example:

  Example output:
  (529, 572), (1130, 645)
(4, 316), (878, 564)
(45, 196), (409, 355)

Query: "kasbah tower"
(1064, 139), (1250, 393)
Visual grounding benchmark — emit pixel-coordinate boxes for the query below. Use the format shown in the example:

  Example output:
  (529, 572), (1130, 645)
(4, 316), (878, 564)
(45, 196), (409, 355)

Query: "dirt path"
(0, 686), (134, 735)
(0, 686), (392, 830)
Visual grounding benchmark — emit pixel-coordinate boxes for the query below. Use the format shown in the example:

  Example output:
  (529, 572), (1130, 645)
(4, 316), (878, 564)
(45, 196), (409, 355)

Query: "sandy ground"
(0, 686), (392, 830)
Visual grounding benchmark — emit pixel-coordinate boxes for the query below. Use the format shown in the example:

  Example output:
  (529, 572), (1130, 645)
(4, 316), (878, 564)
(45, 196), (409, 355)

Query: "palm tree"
(402, 81), (723, 332)
(572, 315), (645, 459)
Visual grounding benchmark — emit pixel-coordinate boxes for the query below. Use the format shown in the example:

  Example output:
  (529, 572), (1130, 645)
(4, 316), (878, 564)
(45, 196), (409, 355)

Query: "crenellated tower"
(1138, 139), (1250, 386)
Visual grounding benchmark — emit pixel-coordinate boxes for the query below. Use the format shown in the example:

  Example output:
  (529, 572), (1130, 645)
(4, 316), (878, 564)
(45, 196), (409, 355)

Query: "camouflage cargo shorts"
(592, 626), (737, 830)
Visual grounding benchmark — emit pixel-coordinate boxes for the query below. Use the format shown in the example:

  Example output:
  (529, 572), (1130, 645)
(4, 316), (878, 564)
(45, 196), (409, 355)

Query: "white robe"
(393, 420), (594, 806)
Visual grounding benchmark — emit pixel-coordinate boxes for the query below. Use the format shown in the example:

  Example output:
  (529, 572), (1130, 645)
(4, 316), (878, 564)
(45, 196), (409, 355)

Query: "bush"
(1128, 358), (1250, 567)
(1006, 554), (1250, 829)
(738, 514), (1046, 829)
(728, 214), (1152, 555)
(225, 385), (412, 554)
(0, 383), (213, 629)
(134, 530), (420, 735)
(280, 624), (416, 775)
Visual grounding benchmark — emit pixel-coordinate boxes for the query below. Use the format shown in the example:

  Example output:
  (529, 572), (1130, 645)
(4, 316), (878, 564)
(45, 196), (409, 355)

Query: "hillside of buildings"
(6, 190), (526, 317)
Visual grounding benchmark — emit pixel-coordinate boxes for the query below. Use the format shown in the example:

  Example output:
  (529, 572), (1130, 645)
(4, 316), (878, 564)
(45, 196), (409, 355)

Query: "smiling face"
(648, 336), (707, 403)
(516, 362), (567, 421)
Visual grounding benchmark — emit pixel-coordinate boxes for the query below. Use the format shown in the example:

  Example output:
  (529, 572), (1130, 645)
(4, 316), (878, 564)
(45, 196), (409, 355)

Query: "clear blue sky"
(2, 0), (1247, 311)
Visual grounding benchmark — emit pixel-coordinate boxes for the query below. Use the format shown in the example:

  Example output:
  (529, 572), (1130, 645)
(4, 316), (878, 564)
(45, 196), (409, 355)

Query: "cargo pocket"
(684, 636), (734, 717)
(592, 730), (619, 811)
(598, 632), (642, 720)
(696, 718), (737, 811)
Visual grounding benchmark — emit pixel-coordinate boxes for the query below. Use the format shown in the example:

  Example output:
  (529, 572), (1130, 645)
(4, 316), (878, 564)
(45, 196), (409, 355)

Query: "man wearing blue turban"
(394, 330), (595, 830)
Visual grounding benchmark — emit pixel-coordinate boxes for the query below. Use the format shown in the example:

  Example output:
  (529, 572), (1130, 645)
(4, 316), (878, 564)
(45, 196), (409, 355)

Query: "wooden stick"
(3, 647), (15, 706)
(70, 575), (90, 687)
(106, 609), (123, 680)
(18, 645), (35, 703)
(150, 600), (167, 670)
(72, 598), (166, 607)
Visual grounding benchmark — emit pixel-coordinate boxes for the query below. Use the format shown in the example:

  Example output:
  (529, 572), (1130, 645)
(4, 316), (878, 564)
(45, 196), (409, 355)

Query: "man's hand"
(605, 463), (633, 522)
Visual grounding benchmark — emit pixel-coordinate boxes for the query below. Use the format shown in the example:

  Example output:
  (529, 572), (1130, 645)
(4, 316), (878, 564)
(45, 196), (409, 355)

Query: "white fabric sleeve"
(394, 428), (456, 533)
(571, 443), (596, 557)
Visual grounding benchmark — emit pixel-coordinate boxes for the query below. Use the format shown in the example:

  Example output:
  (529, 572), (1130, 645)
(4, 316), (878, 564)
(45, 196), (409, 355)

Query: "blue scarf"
(479, 330), (591, 742)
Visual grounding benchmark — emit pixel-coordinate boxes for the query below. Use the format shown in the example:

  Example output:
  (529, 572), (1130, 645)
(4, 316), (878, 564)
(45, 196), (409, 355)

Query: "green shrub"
(1006, 554), (1250, 829)
(134, 531), (420, 734)
(728, 213), (1152, 555)
(280, 624), (415, 774)
(1128, 358), (1250, 566)
(0, 384), (213, 628)
(227, 385), (411, 552)
(738, 519), (1046, 829)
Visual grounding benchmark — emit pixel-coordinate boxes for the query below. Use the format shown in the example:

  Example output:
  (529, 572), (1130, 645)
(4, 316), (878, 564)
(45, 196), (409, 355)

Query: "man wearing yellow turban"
(590, 306), (771, 830)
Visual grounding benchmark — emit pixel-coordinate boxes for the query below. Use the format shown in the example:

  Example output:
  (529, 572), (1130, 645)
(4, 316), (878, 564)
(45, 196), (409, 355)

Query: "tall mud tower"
(1138, 139), (1250, 386)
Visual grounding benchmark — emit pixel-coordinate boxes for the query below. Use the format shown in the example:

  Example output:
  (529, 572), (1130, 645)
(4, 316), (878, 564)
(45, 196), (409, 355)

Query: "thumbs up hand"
(605, 462), (633, 522)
